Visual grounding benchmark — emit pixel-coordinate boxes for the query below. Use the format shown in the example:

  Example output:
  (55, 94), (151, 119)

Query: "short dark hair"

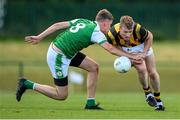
(95, 9), (114, 21)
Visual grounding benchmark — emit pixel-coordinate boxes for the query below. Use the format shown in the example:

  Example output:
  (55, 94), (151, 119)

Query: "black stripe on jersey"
(107, 35), (113, 44)
(111, 27), (120, 46)
(142, 31), (148, 41)
(139, 27), (148, 42)
(133, 24), (138, 40)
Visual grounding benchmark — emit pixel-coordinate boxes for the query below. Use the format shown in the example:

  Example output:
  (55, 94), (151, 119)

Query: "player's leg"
(123, 45), (149, 89)
(133, 61), (157, 107)
(122, 45), (157, 107)
(134, 61), (149, 89)
(70, 52), (103, 110)
(16, 78), (68, 101)
(33, 79), (68, 100)
(79, 56), (104, 109)
(16, 45), (70, 101)
(145, 54), (160, 92)
(145, 54), (165, 111)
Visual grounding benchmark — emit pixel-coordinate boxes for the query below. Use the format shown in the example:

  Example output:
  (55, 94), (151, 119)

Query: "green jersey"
(53, 19), (107, 58)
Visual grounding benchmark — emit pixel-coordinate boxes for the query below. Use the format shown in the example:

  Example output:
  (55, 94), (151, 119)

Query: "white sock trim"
(32, 83), (36, 90)
(87, 98), (95, 100)
(146, 93), (154, 98)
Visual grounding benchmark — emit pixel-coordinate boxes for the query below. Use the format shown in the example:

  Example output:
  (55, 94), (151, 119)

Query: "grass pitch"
(0, 41), (180, 119)
(0, 91), (180, 119)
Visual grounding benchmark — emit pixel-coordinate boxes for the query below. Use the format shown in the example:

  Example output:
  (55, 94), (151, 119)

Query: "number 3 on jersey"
(70, 23), (86, 33)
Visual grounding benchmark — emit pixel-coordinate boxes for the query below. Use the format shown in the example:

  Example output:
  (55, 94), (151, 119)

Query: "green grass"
(0, 91), (180, 119)
(0, 41), (180, 118)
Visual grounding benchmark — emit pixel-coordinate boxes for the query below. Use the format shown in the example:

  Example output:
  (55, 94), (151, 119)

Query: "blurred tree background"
(0, 0), (179, 40)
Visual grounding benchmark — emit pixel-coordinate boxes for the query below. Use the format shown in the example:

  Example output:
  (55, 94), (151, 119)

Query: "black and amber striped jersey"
(107, 23), (148, 47)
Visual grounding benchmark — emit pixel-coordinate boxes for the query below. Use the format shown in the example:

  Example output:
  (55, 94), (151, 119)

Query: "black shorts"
(70, 52), (86, 67)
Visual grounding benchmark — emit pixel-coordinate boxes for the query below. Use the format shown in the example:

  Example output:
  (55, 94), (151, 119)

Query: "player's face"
(120, 25), (133, 40)
(101, 19), (113, 34)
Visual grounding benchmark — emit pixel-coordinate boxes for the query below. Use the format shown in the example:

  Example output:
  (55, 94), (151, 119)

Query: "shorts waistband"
(51, 43), (63, 54)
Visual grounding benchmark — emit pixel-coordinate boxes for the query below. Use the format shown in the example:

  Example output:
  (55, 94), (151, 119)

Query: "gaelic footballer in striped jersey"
(107, 15), (165, 111)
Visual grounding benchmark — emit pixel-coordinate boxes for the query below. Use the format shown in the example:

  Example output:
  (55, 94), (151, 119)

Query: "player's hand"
(25, 36), (41, 44)
(131, 53), (143, 64)
(131, 59), (143, 64)
(137, 52), (146, 59)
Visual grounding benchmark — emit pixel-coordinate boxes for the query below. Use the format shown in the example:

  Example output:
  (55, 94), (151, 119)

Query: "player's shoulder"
(73, 18), (93, 23)
(69, 18), (94, 26)
(114, 23), (120, 28)
(134, 23), (142, 29)
(134, 23), (145, 33)
(113, 23), (120, 31)
(134, 23), (148, 40)
(134, 23), (148, 31)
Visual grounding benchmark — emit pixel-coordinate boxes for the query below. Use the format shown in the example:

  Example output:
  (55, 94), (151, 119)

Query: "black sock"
(154, 92), (161, 102)
(143, 86), (152, 95)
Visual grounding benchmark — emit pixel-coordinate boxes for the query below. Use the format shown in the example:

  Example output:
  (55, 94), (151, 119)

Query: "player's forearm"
(103, 43), (134, 59)
(113, 48), (135, 59)
(37, 22), (69, 40)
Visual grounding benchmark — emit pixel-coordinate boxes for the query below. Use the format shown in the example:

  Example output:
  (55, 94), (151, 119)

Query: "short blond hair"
(95, 9), (114, 22)
(120, 15), (134, 29)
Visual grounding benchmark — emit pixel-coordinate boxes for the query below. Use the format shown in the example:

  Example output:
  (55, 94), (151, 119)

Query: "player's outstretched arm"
(101, 42), (143, 63)
(25, 21), (70, 44)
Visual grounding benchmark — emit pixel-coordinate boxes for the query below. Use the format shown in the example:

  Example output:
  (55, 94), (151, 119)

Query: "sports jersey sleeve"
(90, 24), (107, 45)
(91, 30), (107, 45)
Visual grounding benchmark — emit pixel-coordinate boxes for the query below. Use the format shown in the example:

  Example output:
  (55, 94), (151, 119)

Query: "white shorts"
(47, 44), (71, 79)
(122, 43), (153, 56)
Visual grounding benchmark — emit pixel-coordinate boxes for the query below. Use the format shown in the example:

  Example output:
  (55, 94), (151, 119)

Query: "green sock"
(24, 80), (34, 89)
(86, 98), (95, 106)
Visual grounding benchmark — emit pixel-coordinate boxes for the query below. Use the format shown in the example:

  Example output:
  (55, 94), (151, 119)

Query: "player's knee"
(56, 88), (68, 100)
(89, 63), (99, 72)
(149, 71), (159, 80)
(56, 93), (68, 100)
(54, 77), (69, 100)
(135, 64), (147, 73)
(137, 67), (147, 74)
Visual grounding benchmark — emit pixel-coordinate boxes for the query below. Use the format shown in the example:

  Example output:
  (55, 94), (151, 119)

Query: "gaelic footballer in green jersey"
(53, 19), (107, 59)
(48, 18), (109, 84)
